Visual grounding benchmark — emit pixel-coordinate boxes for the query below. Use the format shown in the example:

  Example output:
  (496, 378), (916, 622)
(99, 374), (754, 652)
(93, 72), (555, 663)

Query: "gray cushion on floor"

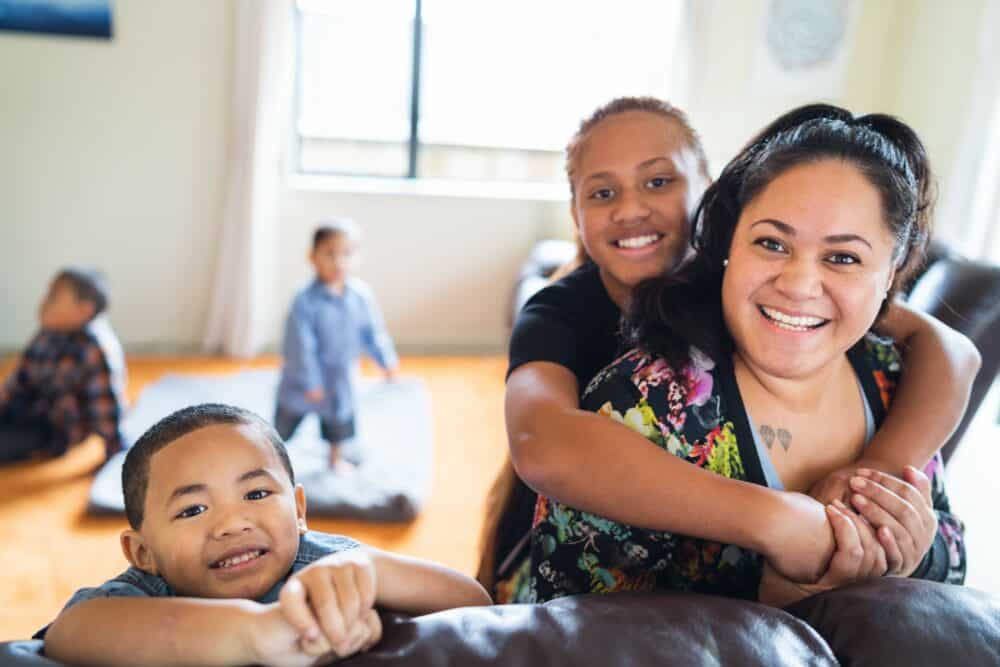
(88, 370), (432, 521)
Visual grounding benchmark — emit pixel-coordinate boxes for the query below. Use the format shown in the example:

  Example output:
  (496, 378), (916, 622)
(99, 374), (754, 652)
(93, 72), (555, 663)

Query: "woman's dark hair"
(626, 103), (935, 367)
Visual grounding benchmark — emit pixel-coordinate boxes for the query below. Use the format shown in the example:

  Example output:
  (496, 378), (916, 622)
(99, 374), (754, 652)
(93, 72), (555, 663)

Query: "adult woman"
(514, 104), (965, 604)
(482, 98), (976, 599)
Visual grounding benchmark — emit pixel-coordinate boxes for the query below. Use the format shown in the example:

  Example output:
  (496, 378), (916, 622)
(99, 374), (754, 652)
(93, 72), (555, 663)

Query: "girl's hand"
(847, 466), (936, 576)
(760, 502), (886, 606)
(764, 492), (835, 583)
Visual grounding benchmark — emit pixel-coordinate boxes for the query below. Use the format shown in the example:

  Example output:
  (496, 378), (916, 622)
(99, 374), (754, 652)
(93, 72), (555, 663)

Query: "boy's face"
(121, 424), (307, 600)
(38, 279), (95, 331)
(310, 234), (357, 286)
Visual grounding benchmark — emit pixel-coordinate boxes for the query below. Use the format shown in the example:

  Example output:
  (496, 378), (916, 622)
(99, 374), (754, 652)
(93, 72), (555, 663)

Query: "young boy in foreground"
(40, 403), (490, 666)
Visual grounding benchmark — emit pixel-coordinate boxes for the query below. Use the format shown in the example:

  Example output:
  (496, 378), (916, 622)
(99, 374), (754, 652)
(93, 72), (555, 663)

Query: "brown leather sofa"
(2, 240), (998, 666)
(3, 578), (998, 666)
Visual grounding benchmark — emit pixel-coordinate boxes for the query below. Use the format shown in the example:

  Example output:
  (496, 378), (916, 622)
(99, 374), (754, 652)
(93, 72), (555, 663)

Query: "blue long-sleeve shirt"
(276, 278), (398, 425)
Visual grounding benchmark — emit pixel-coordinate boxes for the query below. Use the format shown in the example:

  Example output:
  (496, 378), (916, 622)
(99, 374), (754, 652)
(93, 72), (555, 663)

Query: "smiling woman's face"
(722, 159), (898, 380)
(570, 111), (707, 306)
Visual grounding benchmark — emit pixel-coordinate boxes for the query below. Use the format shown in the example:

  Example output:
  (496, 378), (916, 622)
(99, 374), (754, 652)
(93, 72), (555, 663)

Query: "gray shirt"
(35, 531), (359, 639)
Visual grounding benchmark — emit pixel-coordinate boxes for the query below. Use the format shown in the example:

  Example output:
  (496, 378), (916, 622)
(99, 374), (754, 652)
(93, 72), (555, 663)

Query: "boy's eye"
(646, 176), (672, 189)
(589, 187), (614, 201)
(754, 237), (786, 253)
(175, 505), (206, 520)
(246, 489), (272, 501)
(827, 253), (860, 265)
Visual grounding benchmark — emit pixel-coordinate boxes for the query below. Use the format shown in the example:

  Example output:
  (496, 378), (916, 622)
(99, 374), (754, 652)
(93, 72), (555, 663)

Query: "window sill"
(287, 173), (569, 203)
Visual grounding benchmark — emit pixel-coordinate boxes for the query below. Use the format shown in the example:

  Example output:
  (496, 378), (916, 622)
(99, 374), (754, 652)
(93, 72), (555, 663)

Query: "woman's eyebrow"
(749, 219), (872, 250)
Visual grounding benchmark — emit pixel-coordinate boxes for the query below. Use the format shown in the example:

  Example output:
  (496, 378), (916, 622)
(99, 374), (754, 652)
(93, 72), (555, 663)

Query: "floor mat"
(89, 370), (432, 522)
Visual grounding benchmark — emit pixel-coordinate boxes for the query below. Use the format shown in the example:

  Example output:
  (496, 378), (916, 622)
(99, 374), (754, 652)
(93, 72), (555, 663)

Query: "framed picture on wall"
(0, 0), (112, 40)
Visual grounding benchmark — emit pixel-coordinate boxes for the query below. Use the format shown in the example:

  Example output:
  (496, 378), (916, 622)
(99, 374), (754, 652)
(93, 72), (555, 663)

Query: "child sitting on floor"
(0, 267), (126, 464)
(39, 403), (490, 666)
(275, 219), (398, 469)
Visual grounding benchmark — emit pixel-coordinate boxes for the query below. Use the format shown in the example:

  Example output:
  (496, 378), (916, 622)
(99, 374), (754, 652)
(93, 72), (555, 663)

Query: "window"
(294, 0), (686, 185)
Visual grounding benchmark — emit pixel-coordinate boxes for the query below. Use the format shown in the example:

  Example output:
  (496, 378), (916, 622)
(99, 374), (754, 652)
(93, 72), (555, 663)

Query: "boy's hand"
(278, 548), (382, 659)
(305, 388), (325, 403)
(247, 604), (335, 667)
(847, 467), (936, 576)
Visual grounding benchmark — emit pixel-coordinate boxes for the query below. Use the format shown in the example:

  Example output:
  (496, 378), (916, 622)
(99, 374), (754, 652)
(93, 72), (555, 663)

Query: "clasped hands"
(248, 549), (383, 667)
(760, 461), (938, 606)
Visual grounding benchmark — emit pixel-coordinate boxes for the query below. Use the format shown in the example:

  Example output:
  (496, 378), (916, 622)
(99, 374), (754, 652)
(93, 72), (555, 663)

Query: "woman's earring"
(722, 258), (729, 268)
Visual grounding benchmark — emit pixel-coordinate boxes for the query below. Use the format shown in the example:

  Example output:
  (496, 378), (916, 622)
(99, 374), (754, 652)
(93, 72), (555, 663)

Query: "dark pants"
(273, 406), (355, 445)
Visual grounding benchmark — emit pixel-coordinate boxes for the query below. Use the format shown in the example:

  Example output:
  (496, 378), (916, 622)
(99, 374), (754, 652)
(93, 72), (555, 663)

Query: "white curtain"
(936, 1), (1000, 262)
(203, 0), (293, 357)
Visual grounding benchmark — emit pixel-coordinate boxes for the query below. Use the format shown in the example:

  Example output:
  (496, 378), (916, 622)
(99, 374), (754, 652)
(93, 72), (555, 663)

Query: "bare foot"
(329, 446), (356, 473)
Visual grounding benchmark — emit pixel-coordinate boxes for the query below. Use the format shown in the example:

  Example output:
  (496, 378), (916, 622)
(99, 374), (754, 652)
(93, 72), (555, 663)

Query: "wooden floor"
(0, 355), (510, 640)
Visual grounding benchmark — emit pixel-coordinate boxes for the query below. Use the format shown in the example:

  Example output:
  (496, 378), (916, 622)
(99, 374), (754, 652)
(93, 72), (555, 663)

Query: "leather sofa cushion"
(350, 592), (838, 666)
(788, 578), (1000, 667)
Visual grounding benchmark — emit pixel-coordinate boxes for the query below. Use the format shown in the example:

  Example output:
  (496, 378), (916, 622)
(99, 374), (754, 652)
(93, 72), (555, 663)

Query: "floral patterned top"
(499, 335), (966, 604)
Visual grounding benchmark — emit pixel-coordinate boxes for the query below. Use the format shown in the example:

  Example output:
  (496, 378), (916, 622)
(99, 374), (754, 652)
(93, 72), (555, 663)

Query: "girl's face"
(571, 111), (708, 307)
(722, 159), (898, 381)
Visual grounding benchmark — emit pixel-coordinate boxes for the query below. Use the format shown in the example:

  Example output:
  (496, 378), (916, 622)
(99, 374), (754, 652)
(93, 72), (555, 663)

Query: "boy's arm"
(358, 290), (398, 372)
(865, 301), (979, 472)
(44, 597), (293, 667)
(80, 343), (125, 457)
(367, 546), (491, 614)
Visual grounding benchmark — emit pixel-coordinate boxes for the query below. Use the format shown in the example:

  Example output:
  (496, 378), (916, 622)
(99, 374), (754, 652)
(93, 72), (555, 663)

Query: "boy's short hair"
(122, 404), (295, 529)
(313, 218), (361, 250)
(55, 267), (109, 316)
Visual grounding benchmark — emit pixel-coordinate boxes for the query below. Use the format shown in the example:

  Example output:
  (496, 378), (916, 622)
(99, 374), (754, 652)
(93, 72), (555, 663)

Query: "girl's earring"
(722, 258), (729, 268)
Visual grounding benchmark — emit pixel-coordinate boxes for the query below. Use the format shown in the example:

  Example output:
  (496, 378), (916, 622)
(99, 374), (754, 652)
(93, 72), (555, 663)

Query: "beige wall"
(0, 0), (231, 351)
(0, 0), (987, 353)
(686, 0), (985, 193)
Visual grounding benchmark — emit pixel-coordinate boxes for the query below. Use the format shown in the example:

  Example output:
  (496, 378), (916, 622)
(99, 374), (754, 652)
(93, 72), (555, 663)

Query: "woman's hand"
(759, 501), (887, 607)
(847, 466), (936, 576)
(808, 457), (897, 506)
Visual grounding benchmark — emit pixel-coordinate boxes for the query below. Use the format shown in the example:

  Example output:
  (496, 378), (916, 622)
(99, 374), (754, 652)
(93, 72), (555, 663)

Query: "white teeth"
(760, 306), (826, 331)
(616, 234), (660, 249)
(216, 550), (262, 569)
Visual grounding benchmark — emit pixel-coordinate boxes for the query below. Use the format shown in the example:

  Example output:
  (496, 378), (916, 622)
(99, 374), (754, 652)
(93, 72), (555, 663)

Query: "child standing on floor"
(0, 267), (126, 464)
(39, 403), (490, 666)
(275, 220), (398, 468)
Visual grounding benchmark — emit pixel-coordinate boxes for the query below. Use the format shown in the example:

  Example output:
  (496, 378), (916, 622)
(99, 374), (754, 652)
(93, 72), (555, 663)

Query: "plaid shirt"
(0, 322), (125, 458)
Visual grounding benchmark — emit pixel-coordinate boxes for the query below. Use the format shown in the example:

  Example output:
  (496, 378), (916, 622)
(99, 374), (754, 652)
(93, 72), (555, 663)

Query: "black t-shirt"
(507, 261), (623, 386)
(497, 261), (624, 581)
